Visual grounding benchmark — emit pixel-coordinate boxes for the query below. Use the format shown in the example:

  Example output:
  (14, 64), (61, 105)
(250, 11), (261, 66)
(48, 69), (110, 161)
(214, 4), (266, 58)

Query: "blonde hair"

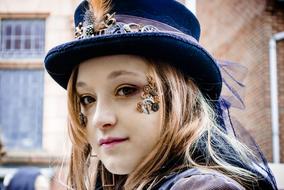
(66, 58), (258, 190)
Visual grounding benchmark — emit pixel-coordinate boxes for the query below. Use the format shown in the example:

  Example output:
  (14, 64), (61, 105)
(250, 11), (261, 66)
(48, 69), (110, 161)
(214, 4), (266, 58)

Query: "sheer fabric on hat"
(216, 60), (278, 190)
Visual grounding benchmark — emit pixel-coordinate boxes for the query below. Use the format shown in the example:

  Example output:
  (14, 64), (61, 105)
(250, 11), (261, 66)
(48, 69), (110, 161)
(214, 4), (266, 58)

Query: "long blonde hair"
(66, 58), (258, 190)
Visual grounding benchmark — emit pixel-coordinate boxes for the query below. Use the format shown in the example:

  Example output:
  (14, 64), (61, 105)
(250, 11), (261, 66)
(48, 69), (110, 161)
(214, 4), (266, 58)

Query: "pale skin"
(76, 55), (162, 175)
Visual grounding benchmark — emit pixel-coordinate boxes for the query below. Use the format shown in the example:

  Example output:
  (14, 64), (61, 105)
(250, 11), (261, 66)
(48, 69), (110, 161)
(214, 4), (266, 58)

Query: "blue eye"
(116, 86), (138, 96)
(80, 96), (95, 105)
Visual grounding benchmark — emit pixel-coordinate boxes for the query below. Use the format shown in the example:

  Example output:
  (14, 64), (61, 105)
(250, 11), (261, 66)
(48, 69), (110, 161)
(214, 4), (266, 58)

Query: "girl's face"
(76, 55), (162, 175)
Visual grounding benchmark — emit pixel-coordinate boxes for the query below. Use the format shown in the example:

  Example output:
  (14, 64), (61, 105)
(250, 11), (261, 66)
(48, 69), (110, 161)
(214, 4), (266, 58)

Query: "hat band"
(74, 14), (198, 44)
(116, 15), (181, 33)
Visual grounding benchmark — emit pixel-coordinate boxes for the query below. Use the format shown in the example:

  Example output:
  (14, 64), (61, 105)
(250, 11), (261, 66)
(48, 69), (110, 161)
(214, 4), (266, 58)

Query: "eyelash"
(79, 85), (139, 106)
(115, 85), (138, 97)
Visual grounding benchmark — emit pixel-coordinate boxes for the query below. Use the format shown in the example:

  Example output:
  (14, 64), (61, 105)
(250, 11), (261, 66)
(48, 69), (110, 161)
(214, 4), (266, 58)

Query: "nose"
(91, 100), (117, 130)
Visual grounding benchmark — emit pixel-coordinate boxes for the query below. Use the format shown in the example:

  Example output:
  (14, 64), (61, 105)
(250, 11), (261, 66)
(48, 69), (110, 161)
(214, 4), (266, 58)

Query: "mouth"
(99, 137), (129, 147)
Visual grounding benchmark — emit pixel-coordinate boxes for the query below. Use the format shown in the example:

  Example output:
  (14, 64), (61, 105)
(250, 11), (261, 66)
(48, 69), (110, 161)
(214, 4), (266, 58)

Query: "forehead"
(77, 54), (149, 82)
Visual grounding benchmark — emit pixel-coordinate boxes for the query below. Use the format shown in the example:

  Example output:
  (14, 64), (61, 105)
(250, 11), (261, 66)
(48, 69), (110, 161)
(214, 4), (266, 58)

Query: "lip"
(99, 137), (129, 147)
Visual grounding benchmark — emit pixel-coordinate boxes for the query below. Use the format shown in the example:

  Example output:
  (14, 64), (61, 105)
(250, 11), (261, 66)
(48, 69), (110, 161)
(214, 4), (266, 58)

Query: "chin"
(103, 161), (135, 175)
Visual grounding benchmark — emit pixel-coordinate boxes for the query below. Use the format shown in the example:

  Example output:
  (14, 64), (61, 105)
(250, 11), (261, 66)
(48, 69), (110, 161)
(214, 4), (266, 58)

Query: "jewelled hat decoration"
(75, 0), (174, 39)
(44, 0), (222, 100)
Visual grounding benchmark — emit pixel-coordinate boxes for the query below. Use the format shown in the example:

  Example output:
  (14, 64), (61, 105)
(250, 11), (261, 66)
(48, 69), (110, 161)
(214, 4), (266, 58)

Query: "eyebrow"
(107, 70), (139, 80)
(76, 70), (142, 88)
(76, 81), (87, 88)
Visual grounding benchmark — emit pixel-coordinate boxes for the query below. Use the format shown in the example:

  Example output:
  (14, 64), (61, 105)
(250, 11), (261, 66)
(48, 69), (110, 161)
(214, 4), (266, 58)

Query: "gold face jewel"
(79, 112), (88, 126)
(136, 102), (144, 113)
(143, 85), (151, 93)
(136, 76), (160, 114)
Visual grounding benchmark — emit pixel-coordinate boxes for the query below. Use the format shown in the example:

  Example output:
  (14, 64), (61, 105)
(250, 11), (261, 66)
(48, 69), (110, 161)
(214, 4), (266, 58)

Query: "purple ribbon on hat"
(214, 60), (248, 136)
(217, 60), (248, 110)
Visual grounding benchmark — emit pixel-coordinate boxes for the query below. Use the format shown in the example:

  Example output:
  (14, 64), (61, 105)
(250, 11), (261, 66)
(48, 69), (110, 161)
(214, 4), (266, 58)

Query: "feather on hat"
(84, 0), (112, 31)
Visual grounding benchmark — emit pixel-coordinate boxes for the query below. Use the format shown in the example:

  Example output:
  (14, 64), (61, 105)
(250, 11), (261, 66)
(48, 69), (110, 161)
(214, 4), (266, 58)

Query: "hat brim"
(44, 32), (222, 100)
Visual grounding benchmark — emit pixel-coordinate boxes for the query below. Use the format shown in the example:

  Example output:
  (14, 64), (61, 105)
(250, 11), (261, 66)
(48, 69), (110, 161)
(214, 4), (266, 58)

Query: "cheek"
(122, 106), (162, 150)
(135, 115), (161, 154)
(83, 107), (99, 148)
(105, 110), (161, 174)
(86, 125), (98, 148)
(119, 97), (162, 142)
(86, 114), (99, 150)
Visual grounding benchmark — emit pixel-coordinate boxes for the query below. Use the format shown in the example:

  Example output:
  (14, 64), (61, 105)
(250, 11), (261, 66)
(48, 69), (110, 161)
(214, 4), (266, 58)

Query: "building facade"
(0, 0), (80, 184)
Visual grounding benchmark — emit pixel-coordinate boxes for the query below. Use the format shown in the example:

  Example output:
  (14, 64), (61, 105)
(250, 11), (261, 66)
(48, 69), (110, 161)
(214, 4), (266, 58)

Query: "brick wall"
(197, 0), (284, 162)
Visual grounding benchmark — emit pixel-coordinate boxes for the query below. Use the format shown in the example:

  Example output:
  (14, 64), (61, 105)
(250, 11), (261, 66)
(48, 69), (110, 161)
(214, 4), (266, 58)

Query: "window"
(0, 19), (45, 58)
(0, 17), (45, 151)
(0, 69), (44, 150)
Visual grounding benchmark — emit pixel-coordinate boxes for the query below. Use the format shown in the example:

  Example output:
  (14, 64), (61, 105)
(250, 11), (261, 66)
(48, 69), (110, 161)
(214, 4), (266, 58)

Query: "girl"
(44, 0), (277, 189)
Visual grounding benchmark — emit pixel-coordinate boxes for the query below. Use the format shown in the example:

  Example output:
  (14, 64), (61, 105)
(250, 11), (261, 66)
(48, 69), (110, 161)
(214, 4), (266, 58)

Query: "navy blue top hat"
(44, 0), (222, 100)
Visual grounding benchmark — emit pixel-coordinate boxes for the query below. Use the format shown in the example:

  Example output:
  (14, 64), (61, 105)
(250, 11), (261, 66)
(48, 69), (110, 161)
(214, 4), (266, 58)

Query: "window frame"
(0, 13), (49, 69)
(0, 19), (46, 58)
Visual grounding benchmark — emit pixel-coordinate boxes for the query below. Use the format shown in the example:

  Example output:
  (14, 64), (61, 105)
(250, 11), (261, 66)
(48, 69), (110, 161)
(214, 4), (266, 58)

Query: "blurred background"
(0, 0), (283, 189)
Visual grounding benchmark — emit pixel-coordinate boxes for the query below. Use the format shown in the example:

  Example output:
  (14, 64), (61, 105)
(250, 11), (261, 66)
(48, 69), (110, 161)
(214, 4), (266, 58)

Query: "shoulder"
(169, 169), (245, 190)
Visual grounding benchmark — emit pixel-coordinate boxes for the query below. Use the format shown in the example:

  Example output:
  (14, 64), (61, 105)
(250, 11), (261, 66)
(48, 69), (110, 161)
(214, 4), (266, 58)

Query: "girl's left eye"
(116, 86), (138, 96)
